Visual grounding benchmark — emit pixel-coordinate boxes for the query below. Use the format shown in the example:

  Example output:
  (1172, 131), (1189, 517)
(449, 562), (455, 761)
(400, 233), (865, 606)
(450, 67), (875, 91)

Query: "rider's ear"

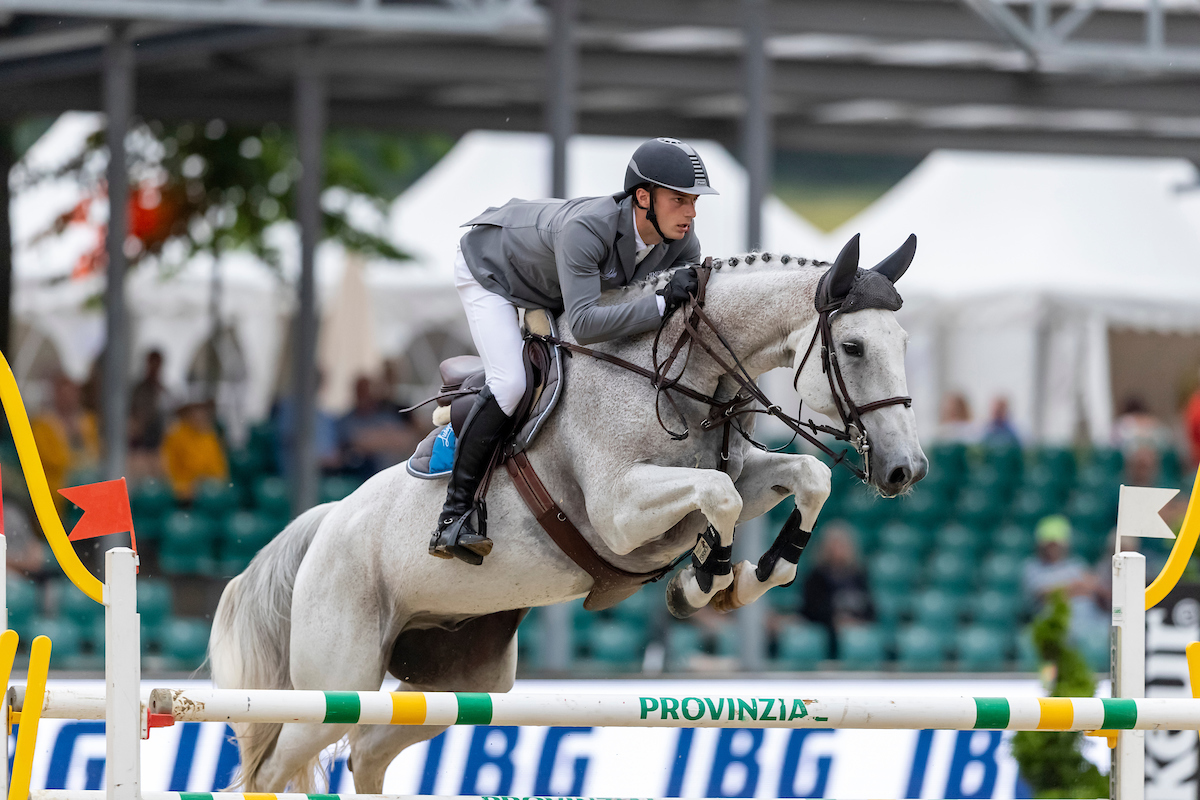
(872, 234), (917, 284)
(829, 234), (860, 298)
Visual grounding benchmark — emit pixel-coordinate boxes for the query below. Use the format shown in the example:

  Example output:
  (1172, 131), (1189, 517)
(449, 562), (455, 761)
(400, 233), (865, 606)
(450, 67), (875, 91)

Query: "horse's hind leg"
(254, 722), (352, 792)
(347, 609), (525, 793)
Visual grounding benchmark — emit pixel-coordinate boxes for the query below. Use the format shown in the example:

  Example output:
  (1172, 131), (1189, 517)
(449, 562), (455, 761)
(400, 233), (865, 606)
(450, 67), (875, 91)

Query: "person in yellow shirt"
(160, 399), (228, 501)
(30, 376), (101, 511)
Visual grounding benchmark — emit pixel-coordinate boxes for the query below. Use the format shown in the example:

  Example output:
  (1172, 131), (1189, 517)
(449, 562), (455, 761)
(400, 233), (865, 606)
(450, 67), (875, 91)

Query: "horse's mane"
(601, 251), (831, 304)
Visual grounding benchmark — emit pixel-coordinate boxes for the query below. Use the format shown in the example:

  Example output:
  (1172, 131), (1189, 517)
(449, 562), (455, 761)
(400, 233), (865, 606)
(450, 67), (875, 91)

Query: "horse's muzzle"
(877, 453), (928, 497)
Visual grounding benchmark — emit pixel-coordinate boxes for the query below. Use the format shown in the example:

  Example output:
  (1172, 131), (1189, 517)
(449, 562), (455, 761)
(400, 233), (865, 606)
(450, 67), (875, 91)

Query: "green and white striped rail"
(20, 689), (1200, 731)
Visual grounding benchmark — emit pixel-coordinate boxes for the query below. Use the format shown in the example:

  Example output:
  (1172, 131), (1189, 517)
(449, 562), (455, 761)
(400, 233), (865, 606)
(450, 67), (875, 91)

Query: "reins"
(531, 261), (912, 483)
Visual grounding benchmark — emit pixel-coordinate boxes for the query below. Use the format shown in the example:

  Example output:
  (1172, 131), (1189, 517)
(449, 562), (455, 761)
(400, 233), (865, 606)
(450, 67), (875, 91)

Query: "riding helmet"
(624, 138), (720, 196)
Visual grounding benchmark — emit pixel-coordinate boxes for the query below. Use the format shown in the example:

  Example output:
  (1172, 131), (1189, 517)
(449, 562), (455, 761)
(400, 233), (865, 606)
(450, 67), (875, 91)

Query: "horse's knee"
(794, 457), (832, 528)
(697, 476), (742, 539)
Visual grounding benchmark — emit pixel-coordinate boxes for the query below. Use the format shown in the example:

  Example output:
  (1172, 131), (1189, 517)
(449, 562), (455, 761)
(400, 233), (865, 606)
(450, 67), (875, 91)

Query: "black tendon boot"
(429, 386), (512, 565)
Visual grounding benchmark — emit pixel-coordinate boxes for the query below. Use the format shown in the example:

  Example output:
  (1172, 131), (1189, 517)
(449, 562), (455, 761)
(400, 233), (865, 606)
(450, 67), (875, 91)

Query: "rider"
(430, 137), (720, 565)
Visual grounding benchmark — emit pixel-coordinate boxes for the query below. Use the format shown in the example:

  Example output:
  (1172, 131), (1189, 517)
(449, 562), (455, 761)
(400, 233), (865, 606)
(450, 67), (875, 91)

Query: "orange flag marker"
(59, 478), (136, 553)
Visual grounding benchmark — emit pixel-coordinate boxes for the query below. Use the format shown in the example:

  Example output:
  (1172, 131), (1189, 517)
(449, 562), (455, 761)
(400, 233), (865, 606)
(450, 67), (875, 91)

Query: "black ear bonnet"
(815, 233), (916, 315)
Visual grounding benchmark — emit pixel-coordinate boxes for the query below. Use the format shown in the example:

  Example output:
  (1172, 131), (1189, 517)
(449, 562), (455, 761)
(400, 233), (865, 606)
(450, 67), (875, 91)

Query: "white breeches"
(454, 249), (527, 416)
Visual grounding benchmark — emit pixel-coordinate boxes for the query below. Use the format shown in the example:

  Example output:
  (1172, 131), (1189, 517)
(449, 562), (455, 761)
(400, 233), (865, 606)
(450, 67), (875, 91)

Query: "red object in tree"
(59, 478), (137, 553)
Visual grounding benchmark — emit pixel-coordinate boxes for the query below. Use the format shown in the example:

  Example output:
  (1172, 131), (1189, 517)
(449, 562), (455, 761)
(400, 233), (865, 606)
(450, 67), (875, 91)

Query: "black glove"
(658, 267), (699, 316)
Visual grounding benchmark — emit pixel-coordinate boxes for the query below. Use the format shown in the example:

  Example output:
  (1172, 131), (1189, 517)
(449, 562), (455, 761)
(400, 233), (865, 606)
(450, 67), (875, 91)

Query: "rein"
(531, 262), (912, 483)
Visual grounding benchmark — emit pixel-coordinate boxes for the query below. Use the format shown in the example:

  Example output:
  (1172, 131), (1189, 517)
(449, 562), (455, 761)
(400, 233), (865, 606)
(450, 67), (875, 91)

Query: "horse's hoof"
(710, 584), (744, 614)
(665, 573), (702, 619)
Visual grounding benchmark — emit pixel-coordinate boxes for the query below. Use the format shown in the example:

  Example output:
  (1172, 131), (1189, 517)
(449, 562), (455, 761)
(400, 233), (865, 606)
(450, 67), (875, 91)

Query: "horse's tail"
(209, 502), (336, 792)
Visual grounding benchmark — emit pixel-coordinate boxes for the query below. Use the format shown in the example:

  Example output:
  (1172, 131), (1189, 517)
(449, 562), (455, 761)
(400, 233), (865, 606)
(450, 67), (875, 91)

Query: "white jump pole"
(1112, 550), (1146, 800)
(105, 547), (141, 800)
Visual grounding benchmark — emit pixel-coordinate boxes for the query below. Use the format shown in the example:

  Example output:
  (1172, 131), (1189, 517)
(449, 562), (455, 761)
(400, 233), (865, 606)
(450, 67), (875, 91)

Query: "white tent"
(827, 150), (1200, 445)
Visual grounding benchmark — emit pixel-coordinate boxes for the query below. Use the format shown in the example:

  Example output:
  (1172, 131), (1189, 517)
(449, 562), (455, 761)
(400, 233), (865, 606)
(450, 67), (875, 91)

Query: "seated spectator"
(1114, 396), (1169, 457)
(161, 399), (228, 501)
(937, 392), (976, 443)
(30, 375), (100, 511)
(337, 375), (421, 481)
(128, 349), (171, 480)
(799, 523), (875, 659)
(982, 397), (1020, 448)
(273, 374), (341, 479)
(1022, 515), (1106, 639)
(1125, 445), (1161, 487)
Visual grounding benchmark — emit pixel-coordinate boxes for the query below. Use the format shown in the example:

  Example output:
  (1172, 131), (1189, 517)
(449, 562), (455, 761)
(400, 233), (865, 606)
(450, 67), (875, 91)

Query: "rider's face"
(638, 187), (698, 240)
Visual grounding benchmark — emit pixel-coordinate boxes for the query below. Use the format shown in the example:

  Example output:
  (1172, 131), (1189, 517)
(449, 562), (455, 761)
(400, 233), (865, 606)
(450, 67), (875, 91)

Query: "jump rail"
(11, 688), (1199, 733)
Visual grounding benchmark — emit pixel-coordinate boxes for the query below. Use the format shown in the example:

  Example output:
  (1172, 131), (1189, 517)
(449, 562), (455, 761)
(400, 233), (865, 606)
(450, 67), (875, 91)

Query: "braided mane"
(604, 251), (831, 303)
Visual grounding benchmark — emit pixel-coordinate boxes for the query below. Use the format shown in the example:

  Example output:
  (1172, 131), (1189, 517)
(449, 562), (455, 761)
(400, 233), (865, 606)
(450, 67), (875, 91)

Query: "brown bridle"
(531, 257), (912, 483)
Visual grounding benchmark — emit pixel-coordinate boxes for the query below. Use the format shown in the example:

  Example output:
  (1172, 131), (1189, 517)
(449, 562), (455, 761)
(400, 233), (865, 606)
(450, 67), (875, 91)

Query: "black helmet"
(624, 138), (719, 197)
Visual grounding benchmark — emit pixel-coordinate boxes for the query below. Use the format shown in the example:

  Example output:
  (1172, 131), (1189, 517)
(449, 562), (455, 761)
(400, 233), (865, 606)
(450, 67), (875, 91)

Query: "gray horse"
(208, 237), (927, 793)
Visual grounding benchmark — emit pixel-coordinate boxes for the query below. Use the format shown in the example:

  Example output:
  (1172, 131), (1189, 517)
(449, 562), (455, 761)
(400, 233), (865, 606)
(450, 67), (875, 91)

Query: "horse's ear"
(872, 234), (916, 284)
(829, 234), (860, 298)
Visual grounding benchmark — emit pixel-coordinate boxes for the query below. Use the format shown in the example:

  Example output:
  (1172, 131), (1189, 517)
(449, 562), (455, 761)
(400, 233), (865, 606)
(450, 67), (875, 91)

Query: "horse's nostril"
(888, 466), (910, 487)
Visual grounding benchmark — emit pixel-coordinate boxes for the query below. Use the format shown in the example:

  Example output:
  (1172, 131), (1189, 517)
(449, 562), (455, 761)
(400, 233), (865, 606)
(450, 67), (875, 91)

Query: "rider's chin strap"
(635, 186), (676, 244)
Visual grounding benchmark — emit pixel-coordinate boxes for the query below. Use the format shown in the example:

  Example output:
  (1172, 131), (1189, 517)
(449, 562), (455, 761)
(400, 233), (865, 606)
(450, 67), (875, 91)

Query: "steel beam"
(291, 51), (324, 516)
(546, 0), (576, 200)
(742, 0), (770, 251)
(101, 24), (134, 482)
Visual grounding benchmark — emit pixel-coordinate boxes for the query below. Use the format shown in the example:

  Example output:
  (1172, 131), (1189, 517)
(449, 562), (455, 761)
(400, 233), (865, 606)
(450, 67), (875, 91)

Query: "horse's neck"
(694, 267), (822, 381)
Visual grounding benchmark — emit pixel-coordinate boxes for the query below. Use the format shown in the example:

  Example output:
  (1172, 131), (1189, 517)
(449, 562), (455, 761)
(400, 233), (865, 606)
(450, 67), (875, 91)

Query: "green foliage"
(17, 116), (453, 273)
(1010, 591), (1110, 798)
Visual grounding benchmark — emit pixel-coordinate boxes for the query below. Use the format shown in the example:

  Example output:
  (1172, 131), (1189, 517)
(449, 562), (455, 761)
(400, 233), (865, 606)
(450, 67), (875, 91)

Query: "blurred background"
(1, 0), (1200, 682)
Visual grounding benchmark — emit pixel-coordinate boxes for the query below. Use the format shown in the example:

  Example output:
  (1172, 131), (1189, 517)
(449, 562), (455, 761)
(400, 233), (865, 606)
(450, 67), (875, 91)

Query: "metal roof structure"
(3, 0), (1200, 160)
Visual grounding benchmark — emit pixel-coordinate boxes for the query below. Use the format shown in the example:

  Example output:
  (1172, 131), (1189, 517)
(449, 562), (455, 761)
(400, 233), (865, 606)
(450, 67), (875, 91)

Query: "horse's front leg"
(596, 464), (742, 619)
(712, 450), (831, 613)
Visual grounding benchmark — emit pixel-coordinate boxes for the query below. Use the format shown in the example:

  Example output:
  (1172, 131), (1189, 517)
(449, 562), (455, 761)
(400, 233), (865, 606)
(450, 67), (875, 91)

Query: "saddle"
(405, 308), (668, 610)
(406, 308), (564, 478)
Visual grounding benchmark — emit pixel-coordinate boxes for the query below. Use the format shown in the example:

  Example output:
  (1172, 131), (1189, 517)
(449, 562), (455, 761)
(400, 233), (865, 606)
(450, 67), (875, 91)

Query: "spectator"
(1113, 396), (1169, 458)
(1022, 515), (1106, 639)
(799, 523), (875, 659)
(4, 496), (44, 576)
(1125, 445), (1161, 487)
(30, 375), (100, 510)
(273, 374), (341, 479)
(128, 350), (171, 479)
(337, 375), (422, 481)
(937, 392), (976, 443)
(1184, 370), (1200, 466)
(160, 399), (228, 501)
(982, 397), (1020, 448)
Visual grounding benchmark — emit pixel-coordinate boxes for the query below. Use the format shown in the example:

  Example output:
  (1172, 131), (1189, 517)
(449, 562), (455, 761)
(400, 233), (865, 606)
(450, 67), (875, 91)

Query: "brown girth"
(505, 452), (669, 611)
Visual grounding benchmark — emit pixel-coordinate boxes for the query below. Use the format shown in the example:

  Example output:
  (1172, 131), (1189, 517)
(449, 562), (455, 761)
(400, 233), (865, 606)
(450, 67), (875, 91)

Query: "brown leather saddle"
(405, 308), (670, 610)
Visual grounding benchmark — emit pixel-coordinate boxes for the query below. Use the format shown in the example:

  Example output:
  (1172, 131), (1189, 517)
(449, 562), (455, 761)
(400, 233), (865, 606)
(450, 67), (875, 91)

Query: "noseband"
(532, 259), (912, 484)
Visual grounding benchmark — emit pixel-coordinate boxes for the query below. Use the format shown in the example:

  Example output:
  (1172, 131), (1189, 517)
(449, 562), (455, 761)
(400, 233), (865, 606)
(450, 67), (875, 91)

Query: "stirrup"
(429, 510), (494, 566)
(691, 525), (733, 594)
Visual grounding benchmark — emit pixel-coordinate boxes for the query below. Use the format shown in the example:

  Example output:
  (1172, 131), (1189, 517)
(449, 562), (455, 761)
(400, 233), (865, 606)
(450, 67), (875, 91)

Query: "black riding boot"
(429, 386), (512, 565)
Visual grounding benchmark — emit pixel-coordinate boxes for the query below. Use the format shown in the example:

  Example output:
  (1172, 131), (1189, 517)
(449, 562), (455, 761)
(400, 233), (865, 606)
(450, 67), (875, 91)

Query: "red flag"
(59, 478), (137, 553)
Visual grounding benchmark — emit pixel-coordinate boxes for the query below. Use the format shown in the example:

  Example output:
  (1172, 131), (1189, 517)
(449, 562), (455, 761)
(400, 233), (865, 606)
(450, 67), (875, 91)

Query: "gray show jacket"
(459, 193), (701, 345)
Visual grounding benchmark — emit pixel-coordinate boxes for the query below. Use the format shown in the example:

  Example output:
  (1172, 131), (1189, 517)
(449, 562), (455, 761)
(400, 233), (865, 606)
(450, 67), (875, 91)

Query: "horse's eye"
(842, 341), (863, 358)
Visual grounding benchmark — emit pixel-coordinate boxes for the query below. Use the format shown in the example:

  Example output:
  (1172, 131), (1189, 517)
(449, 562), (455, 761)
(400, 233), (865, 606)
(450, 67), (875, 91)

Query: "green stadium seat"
(246, 422), (278, 475)
(516, 609), (544, 668)
(1087, 448), (1124, 476)
(193, 480), (240, 522)
(768, 580), (802, 614)
(1032, 447), (1077, 480)
(895, 624), (948, 671)
(956, 488), (1003, 531)
(129, 479), (174, 543)
(928, 443), (968, 477)
(981, 445), (1023, 479)
(912, 588), (962, 630)
(971, 589), (1023, 629)
(1023, 462), (1071, 499)
(899, 489), (951, 530)
(870, 587), (909, 633)
(869, 552), (919, 594)
(1066, 490), (1117, 539)
(990, 524), (1035, 558)
(774, 622), (829, 669)
(841, 487), (889, 529)
(876, 522), (928, 555)
(610, 586), (654, 625)
(980, 553), (1023, 593)
(216, 511), (276, 575)
(161, 618), (211, 672)
(6, 577), (39, 626)
(925, 551), (974, 594)
(967, 465), (1008, 497)
(320, 476), (361, 504)
(934, 523), (979, 558)
(1077, 626), (1111, 674)
(1016, 629), (1039, 671)
(138, 579), (174, 649)
(837, 625), (887, 670)
(25, 615), (83, 658)
(1011, 488), (1060, 528)
(587, 620), (644, 668)
(714, 623), (740, 657)
(253, 476), (292, 519)
(666, 623), (705, 671)
(159, 512), (217, 576)
(956, 625), (1011, 671)
(57, 577), (104, 629)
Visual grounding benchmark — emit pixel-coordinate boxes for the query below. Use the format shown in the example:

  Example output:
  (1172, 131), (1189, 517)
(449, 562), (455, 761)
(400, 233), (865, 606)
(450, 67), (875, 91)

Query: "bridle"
(530, 258), (912, 483)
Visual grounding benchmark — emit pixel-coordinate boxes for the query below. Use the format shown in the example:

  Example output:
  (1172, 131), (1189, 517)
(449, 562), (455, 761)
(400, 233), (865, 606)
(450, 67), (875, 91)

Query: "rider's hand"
(658, 267), (700, 316)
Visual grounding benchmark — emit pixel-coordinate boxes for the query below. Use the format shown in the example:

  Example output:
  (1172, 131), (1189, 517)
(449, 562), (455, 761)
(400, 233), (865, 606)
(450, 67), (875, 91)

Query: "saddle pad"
(405, 425), (456, 480)
(511, 308), (563, 455)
